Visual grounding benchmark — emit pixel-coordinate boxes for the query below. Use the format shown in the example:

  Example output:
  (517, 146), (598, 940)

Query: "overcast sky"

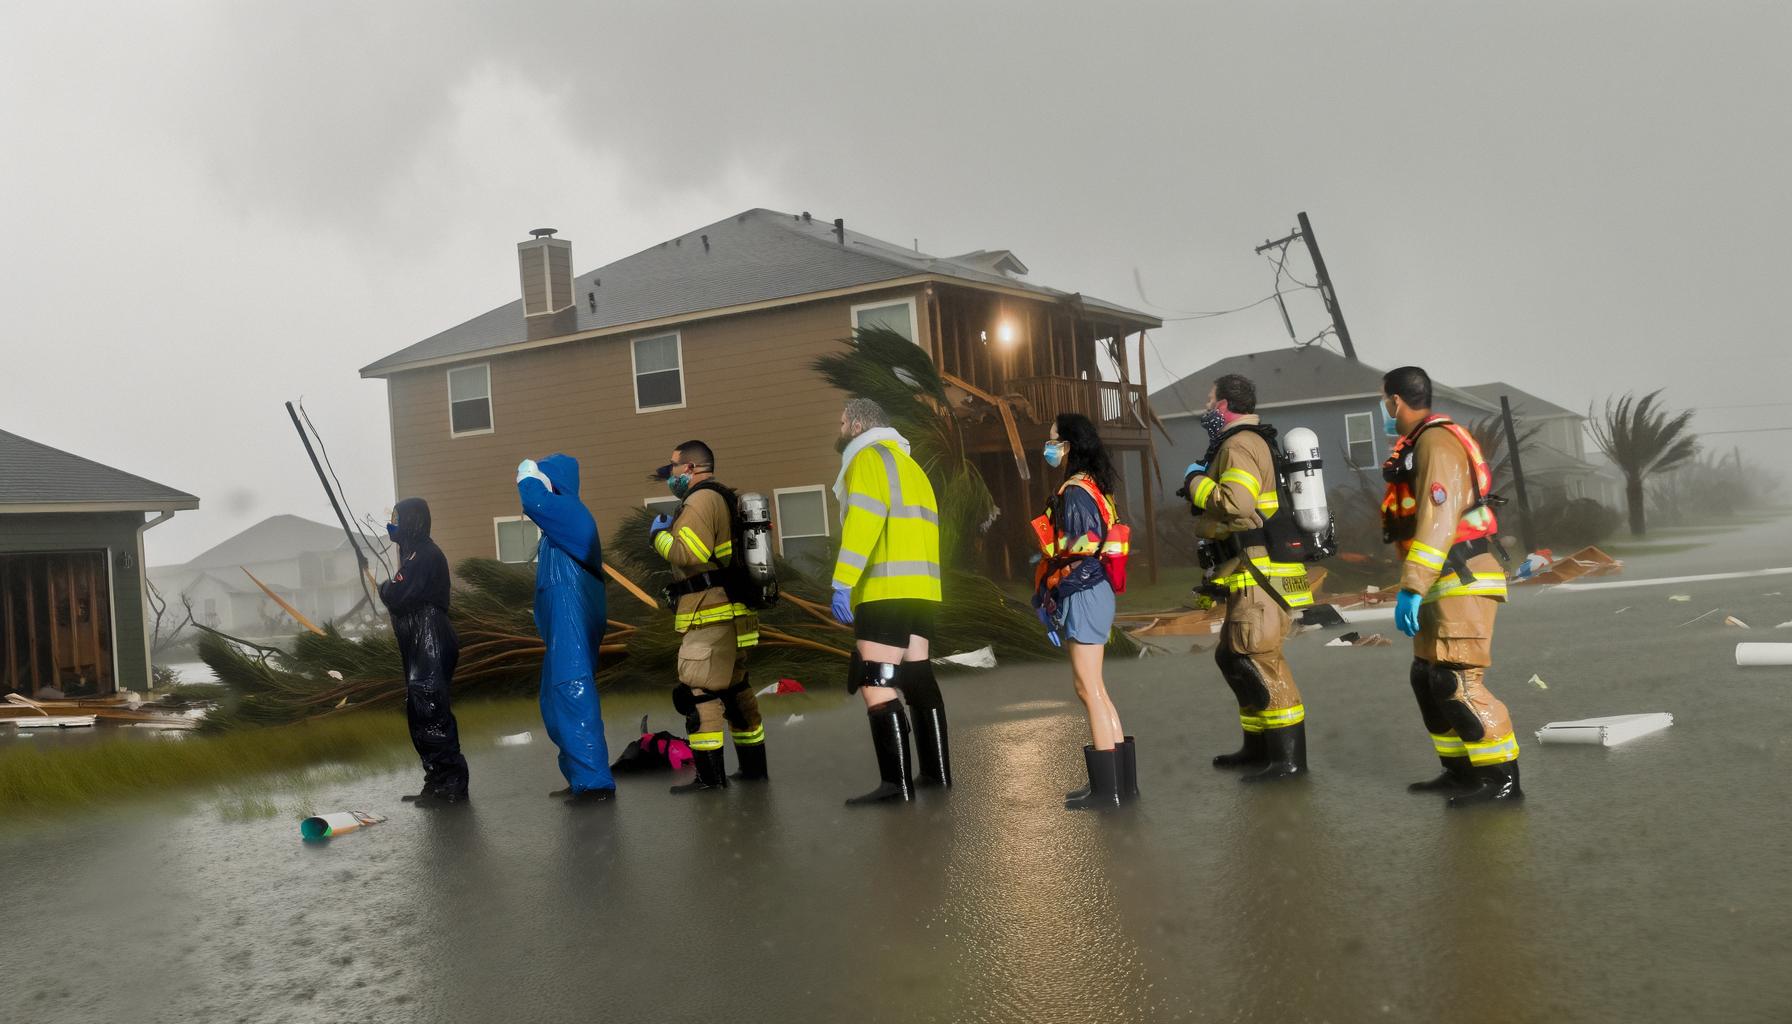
(4, 2), (1788, 564)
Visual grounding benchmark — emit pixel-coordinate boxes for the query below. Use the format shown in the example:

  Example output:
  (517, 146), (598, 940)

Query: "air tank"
(1279, 427), (1331, 534)
(737, 492), (776, 583)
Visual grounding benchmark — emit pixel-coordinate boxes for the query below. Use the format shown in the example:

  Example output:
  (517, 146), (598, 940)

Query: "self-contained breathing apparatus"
(1380, 418), (1511, 584)
(1180, 423), (1336, 608)
(660, 482), (781, 611)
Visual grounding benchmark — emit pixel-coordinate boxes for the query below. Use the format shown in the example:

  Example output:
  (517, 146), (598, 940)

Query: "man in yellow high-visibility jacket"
(828, 398), (949, 805)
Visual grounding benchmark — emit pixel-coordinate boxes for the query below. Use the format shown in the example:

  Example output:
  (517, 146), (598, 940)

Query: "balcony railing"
(1007, 375), (1149, 432)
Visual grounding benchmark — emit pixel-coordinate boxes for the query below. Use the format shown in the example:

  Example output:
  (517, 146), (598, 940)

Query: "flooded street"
(4, 519), (1790, 1023)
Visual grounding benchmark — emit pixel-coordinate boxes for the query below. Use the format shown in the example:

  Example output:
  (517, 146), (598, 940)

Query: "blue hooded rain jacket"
(519, 453), (614, 792)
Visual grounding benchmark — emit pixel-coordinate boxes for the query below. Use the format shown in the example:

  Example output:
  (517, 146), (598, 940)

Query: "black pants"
(406, 675), (469, 798)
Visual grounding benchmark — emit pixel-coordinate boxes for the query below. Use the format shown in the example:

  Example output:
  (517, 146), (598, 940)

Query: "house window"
(852, 297), (917, 344)
(494, 517), (541, 564)
(1345, 411), (1376, 467)
(774, 486), (831, 569)
(448, 364), (494, 436)
(632, 332), (685, 411)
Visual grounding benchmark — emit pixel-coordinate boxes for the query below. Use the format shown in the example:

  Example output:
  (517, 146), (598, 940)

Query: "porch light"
(996, 320), (1017, 345)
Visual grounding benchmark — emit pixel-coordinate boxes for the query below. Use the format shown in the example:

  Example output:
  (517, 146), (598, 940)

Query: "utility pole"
(1499, 396), (1537, 554)
(1255, 211), (1358, 360)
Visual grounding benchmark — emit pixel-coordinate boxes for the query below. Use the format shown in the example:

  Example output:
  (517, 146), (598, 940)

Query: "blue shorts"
(1060, 580), (1116, 646)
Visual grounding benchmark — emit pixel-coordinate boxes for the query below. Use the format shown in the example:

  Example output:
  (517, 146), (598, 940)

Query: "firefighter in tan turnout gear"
(651, 440), (767, 793)
(1381, 367), (1524, 807)
(1181, 373), (1314, 782)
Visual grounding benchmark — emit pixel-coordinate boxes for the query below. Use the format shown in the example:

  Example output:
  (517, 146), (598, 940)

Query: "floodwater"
(3, 516), (1791, 1023)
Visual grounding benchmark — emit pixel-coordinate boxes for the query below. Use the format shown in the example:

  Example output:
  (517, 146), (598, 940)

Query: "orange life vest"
(1380, 415), (1498, 553)
(1029, 475), (1131, 594)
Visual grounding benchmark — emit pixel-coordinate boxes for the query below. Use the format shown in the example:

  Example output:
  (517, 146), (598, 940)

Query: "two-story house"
(149, 515), (387, 637)
(359, 209), (1165, 581)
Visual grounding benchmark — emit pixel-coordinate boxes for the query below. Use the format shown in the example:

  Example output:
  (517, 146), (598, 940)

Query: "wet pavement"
(4, 517), (1791, 1023)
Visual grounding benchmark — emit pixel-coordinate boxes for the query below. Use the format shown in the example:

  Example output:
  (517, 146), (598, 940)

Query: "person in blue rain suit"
(379, 496), (470, 807)
(517, 453), (615, 804)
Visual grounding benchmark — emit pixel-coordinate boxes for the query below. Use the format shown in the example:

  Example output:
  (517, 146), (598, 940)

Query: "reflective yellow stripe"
(732, 724), (766, 745)
(1408, 540), (1447, 569)
(1255, 495), (1280, 514)
(678, 527), (713, 562)
(653, 531), (675, 558)
(1259, 704), (1306, 729)
(1464, 732), (1519, 765)
(1219, 467), (1262, 498)
(1240, 709), (1265, 734)
(689, 731), (725, 752)
(1424, 572), (1508, 603)
(1430, 732), (1468, 756)
(1216, 564), (1315, 606)
(735, 630), (759, 648)
(714, 540), (733, 562)
(1191, 476), (1218, 509)
(674, 602), (751, 629)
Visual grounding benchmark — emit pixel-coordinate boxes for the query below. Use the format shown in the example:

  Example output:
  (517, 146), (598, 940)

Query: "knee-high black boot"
(1240, 722), (1307, 783)
(846, 703), (914, 805)
(1448, 761), (1524, 807)
(899, 663), (952, 788)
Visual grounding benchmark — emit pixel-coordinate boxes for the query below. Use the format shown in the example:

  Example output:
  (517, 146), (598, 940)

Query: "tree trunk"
(1626, 476), (1647, 536)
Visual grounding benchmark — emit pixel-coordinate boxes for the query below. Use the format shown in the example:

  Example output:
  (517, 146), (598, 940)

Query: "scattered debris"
(1668, 595), (1692, 602)
(1528, 674), (1548, 690)
(326, 670), (344, 681)
(1514, 546), (1623, 586)
(1614, 607), (1631, 615)
(496, 731), (534, 746)
(1515, 549), (1555, 579)
(1536, 713), (1672, 747)
(1298, 604), (1347, 628)
(1725, 615), (1750, 629)
(1735, 643), (1792, 667)
(1326, 632), (1392, 648)
(300, 810), (386, 841)
(755, 678), (808, 696)
(1778, 621), (1792, 630)
(1765, 592), (1784, 597)
(1676, 609), (1720, 628)
(934, 646), (999, 669)
(783, 714), (805, 726)
(15, 716), (96, 729)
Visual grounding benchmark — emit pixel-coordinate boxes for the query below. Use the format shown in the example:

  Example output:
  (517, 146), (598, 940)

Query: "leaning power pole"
(1256, 211), (1359, 361)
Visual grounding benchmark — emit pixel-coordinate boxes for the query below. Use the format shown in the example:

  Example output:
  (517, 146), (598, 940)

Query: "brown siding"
(385, 293), (921, 570)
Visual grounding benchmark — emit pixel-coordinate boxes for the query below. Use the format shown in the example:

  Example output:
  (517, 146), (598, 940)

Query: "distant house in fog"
(1457, 382), (1622, 508)
(149, 515), (387, 637)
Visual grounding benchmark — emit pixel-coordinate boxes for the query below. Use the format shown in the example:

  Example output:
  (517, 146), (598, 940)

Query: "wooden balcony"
(1006, 375), (1151, 440)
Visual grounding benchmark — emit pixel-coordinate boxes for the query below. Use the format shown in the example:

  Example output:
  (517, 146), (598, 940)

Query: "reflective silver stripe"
(836, 550), (869, 570)
(848, 494), (888, 516)
(874, 444), (903, 507)
(890, 504), (938, 524)
(866, 560), (942, 579)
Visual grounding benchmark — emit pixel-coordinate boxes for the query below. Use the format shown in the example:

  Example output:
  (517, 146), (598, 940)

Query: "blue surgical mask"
(1384, 415), (1400, 438)
(1043, 442), (1066, 468)
(667, 473), (692, 499)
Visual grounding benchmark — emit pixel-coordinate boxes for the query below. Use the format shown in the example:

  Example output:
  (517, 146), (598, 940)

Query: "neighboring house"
(360, 209), (1165, 581)
(1, 429), (198, 698)
(149, 515), (389, 637)
(1149, 347), (1502, 499)
(1457, 382), (1623, 508)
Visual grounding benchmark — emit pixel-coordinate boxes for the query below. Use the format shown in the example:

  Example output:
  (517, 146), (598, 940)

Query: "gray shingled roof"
(1149, 346), (1500, 418)
(181, 515), (355, 570)
(1459, 382), (1583, 421)
(361, 208), (1161, 376)
(0, 429), (199, 512)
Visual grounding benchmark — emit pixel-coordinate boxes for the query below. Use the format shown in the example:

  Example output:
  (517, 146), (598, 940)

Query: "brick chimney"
(517, 228), (574, 317)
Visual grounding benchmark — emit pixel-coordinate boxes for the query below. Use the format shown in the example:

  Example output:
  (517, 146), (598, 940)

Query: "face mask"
(1043, 442), (1066, 468)
(667, 473), (692, 499)
(385, 522), (398, 540)
(1384, 415), (1400, 438)
(1199, 409), (1226, 444)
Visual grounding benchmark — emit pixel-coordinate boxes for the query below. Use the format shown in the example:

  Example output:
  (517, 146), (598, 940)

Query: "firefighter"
(829, 398), (950, 805)
(1381, 366), (1523, 806)
(1182, 373), (1314, 782)
(651, 440), (767, 794)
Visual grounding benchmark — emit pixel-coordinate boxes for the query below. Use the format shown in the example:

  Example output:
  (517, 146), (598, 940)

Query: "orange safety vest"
(1380, 415), (1498, 554)
(1030, 475), (1131, 594)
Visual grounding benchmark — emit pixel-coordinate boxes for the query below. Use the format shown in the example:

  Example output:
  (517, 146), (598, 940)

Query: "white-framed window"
(493, 516), (541, 564)
(447, 364), (494, 437)
(774, 486), (831, 568)
(631, 332), (685, 412)
(643, 496), (681, 519)
(852, 296), (918, 344)
(1344, 411), (1376, 467)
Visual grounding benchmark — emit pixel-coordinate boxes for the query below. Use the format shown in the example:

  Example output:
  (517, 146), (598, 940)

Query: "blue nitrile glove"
(1180, 462), (1206, 499)
(649, 512), (673, 535)
(830, 584), (854, 625)
(1395, 589), (1423, 638)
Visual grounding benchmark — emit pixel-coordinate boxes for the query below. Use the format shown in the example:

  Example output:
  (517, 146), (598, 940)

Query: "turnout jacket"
(1394, 426), (1509, 604)
(1186, 415), (1311, 607)
(654, 484), (758, 646)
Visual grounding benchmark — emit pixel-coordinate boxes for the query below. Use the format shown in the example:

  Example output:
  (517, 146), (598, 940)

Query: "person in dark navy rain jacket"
(379, 497), (470, 807)
(517, 453), (616, 804)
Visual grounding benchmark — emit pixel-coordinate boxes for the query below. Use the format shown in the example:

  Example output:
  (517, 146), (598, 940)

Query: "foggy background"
(3, 1), (1787, 565)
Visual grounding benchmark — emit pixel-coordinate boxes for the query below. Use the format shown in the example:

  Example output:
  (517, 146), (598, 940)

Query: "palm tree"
(1588, 390), (1698, 536)
(1466, 414), (1542, 499)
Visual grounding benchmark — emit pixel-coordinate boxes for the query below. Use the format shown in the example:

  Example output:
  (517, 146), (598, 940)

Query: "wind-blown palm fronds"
(1588, 391), (1698, 536)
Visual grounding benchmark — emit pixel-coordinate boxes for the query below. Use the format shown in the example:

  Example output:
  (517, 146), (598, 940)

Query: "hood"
(393, 496), (432, 550)
(539, 453), (581, 497)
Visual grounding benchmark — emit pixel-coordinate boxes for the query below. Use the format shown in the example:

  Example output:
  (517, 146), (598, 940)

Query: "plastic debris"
(1614, 607), (1631, 615)
(1735, 643), (1792, 667)
(1725, 615), (1750, 629)
(15, 716), (96, 729)
(1528, 674), (1548, 690)
(783, 714), (805, 726)
(756, 678), (807, 696)
(1536, 713), (1672, 747)
(1668, 594), (1692, 602)
(1778, 621), (1792, 630)
(934, 646), (998, 670)
(1326, 632), (1391, 648)
(496, 731), (534, 746)
(326, 670), (344, 681)
(299, 810), (387, 841)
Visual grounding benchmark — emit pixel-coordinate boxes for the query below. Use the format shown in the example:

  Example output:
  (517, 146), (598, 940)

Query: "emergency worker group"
(378, 363), (1522, 812)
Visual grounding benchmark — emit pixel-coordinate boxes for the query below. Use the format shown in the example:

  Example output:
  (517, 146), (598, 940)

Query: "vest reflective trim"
(837, 550), (869, 571)
(866, 560), (942, 580)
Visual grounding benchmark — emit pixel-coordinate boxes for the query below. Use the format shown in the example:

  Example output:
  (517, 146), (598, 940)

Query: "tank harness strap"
(665, 569), (728, 599)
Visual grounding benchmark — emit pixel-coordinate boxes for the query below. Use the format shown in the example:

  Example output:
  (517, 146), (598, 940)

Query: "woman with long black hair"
(1033, 412), (1135, 810)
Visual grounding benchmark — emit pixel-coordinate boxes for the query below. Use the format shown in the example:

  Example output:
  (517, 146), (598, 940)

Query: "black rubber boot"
(730, 743), (769, 782)
(1118, 735), (1139, 800)
(564, 787), (616, 805)
(1240, 722), (1307, 784)
(547, 787), (573, 798)
(401, 785), (436, 803)
(1065, 746), (1123, 811)
(911, 706), (952, 788)
(1213, 729), (1267, 769)
(670, 748), (729, 794)
(412, 790), (469, 808)
(845, 703), (914, 805)
(1409, 755), (1476, 793)
(1448, 761), (1524, 808)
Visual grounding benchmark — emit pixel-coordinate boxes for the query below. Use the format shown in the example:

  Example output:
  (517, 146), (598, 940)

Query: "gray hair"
(842, 397), (890, 432)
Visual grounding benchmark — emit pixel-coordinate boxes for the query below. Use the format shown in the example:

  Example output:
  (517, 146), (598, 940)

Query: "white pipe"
(299, 810), (385, 841)
(1736, 643), (1792, 667)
